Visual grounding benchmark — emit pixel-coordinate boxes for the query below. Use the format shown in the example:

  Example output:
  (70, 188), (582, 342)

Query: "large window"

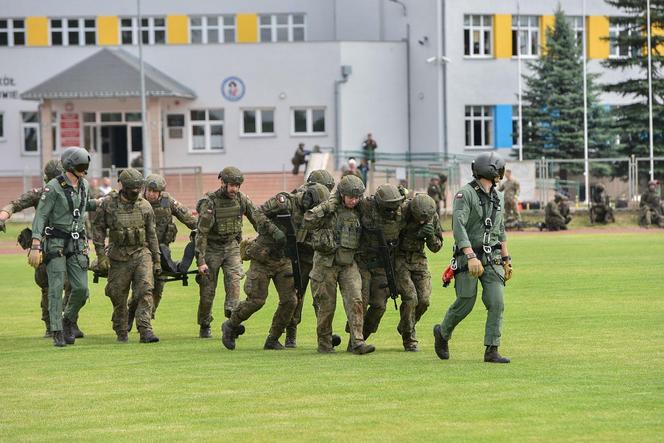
(120, 17), (166, 45)
(21, 112), (40, 155)
(0, 18), (25, 46)
(465, 106), (493, 148)
(190, 16), (235, 43)
(0, 112), (4, 140)
(567, 16), (585, 49)
(463, 15), (492, 57)
(292, 108), (325, 135)
(50, 18), (96, 46)
(190, 109), (224, 152)
(83, 112), (98, 153)
(259, 14), (306, 42)
(241, 109), (274, 136)
(609, 18), (637, 59)
(512, 15), (539, 57)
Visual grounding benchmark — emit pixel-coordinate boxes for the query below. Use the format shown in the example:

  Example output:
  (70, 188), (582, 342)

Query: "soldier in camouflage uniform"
(221, 185), (320, 350)
(427, 177), (442, 213)
(303, 175), (375, 354)
(196, 167), (267, 339)
(639, 180), (664, 228)
(589, 183), (614, 224)
(396, 194), (443, 351)
(127, 174), (197, 328)
(543, 194), (571, 231)
(0, 160), (80, 338)
(93, 168), (161, 343)
(498, 169), (521, 229)
(305, 169), (336, 192)
(356, 184), (406, 345)
(85, 178), (103, 235)
(434, 152), (511, 363)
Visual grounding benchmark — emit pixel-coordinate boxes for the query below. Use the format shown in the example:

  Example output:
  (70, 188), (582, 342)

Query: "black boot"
(127, 310), (135, 332)
(139, 328), (160, 343)
(285, 327), (297, 348)
(72, 322), (84, 339)
(263, 335), (285, 350)
(352, 342), (376, 355)
(433, 325), (449, 360)
(52, 331), (66, 347)
(404, 342), (419, 352)
(62, 318), (76, 345)
(44, 322), (53, 338)
(484, 346), (510, 363)
(234, 324), (246, 338)
(221, 320), (236, 350)
(199, 324), (212, 338)
(117, 331), (129, 343)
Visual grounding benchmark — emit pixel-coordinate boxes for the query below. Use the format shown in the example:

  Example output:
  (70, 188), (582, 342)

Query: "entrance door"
(101, 125), (128, 168)
(128, 125), (144, 168)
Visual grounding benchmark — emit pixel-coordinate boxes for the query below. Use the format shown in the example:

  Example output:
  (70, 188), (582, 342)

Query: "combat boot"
(62, 318), (76, 345)
(72, 322), (84, 339)
(352, 342), (376, 355)
(332, 334), (342, 347)
(117, 331), (129, 343)
(221, 320), (236, 350)
(263, 335), (285, 350)
(433, 325), (449, 360)
(127, 311), (136, 332)
(285, 327), (297, 348)
(52, 331), (66, 347)
(404, 342), (419, 352)
(44, 322), (53, 338)
(317, 345), (335, 353)
(199, 324), (212, 338)
(139, 328), (160, 343)
(484, 346), (510, 363)
(234, 324), (246, 338)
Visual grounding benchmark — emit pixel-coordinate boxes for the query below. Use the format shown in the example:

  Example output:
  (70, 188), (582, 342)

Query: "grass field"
(0, 223), (663, 441)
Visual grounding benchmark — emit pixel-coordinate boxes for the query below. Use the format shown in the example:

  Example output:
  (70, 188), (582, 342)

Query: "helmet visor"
(74, 163), (89, 173)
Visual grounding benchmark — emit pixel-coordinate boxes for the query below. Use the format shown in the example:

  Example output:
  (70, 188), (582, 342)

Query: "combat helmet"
(307, 169), (335, 191)
(118, 168), (145, 190)
(145, 174), (167, 192)
(410, 194), (437, 222)
(374, 183), (404, 209)
(338, 175), (365, 197)
(471, 152), (505, 182)
(218, 166), (244, 184)
(43, 159), (64, 183)
(60, 147), (90, 174)
(306, 183), (330, 207)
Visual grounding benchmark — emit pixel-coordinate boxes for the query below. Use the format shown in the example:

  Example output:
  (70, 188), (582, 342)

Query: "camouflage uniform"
(639, 184), (664, 227)
(85, 186), (103, 235)
(590, 185), (614, 224)
(195, 188), (265, 332)
(396, 195), (443, 350)
(544, 196), (570, 231)
(427, 180), (442, 209)
(94, 185), (161, 342)
(498, 176), (521, 228)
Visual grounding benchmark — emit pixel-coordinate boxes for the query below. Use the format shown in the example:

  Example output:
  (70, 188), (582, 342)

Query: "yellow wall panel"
(26, 17), (48, 46)
(652, 25), (664, 54)
(588, 16), (609, 59)
(98, 16), (119, 46)
(494, 14), (512, 58)
(167, 15), (189, 44)
(540, 15), (555, 51)
(237, 13), (258, 43)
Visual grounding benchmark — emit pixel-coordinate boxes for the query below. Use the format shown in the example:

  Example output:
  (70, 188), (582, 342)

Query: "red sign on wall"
(60, 113), (80, 147)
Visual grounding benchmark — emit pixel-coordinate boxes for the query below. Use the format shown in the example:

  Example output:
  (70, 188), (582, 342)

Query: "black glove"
(272, 229), (286, 245)
(417, 224), (435, 240)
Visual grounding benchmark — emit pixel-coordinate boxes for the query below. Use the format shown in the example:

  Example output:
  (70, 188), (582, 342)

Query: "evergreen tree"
(603, 0), (664, 178)
(519, 7), (616, 177)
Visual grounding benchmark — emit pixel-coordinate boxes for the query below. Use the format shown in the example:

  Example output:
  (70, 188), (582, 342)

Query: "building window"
(241, 109), (274, 135)
(83, 112), (98, 153)
(259, 14), (306, 42)
(464, 106), (493, 148)
(0, 112), (4, 140)
(512, 15), (539, 57)
(292, 108), (325, 135)
(50, 18), (96, 46)
(120, 17), (166, 45)
(463, 15), (492, 57)
(566, 16), (585, 50)
(190, 109), (224, 152)
(51, 112), (58, 151)
(609, 18), (637, 59)
(0, 18), (25, 46)
(190, 15), (235, 43)
(512, 105), (520, 147)
(21, 111), (40, 154)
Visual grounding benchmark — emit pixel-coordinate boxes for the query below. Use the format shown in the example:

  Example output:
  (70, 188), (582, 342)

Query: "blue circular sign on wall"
(221, 76), (245, 102)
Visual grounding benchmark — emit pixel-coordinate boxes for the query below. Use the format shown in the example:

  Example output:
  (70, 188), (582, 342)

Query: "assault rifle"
(276, 213), (304, 298)
(368, 227), (399, 310)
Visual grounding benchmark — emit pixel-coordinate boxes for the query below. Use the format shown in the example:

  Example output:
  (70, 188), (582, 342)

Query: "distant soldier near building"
(589, 183), (614, 224)
(498, 169), (521, 229)
(195, 167), (267, 339)
(542, 193), (571, 231)
(396, 194), (443, 351)
(94, 168), (161, 343)
(427, 176), (443, 215)
(639, 180), (664, 228)
(126, 174), (198, 329)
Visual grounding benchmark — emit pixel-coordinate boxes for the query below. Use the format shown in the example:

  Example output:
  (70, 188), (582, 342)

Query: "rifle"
(276, 213), (304, 298)
(369, 228), (399, 310)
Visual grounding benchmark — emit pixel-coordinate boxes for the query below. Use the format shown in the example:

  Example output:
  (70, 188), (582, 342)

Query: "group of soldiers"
(0, 147), (514, 363)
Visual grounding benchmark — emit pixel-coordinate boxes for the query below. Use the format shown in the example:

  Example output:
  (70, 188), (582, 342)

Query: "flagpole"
(583, 0), (590, 205)
(646, 0), (655, 181)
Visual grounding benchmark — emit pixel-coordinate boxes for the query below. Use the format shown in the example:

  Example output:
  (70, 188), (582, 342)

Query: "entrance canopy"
(21, 48), (196, 100)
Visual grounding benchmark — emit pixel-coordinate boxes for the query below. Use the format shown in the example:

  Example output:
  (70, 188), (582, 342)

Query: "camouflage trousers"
(504, 196), (520, 222)
(640, 207), (664, 227)
(286, 256), (321, 336)
(310, 255), (365, 351)
(129, 277), (164, 323)
(545, 217), (568, 231)
(229, 256), (297, 338)
(35, 263), (74, 330)
(197, 240), (243, 326)
(105, 250), (155, 334)
(395, 251), (432, 347)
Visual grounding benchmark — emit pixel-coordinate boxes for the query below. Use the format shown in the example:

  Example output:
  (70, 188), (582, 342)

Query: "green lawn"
(0, 225), (663, 441)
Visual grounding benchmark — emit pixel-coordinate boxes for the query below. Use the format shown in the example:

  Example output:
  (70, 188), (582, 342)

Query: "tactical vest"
(363, 199), (401, 251)
(152, 192), (177, 244)
(211, 193), (244, 238)
(334, 206), (361, 265)
(400, 223), (425, 253)
(108, 194), (146, 246)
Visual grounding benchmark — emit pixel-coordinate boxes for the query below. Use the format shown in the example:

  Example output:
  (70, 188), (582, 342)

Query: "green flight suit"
(439, 181), (507, 347)
(32, 175), (92, 333)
